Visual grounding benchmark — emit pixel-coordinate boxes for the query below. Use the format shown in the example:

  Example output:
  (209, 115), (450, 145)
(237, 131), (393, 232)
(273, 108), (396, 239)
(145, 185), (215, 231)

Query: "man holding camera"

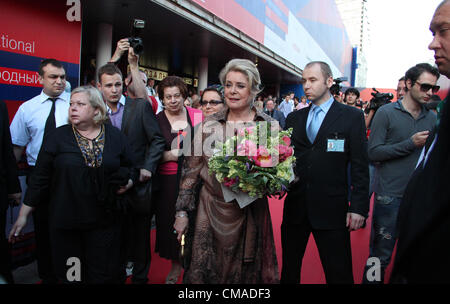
(362, 63), (439, 284)
(98, 39), (165, 284)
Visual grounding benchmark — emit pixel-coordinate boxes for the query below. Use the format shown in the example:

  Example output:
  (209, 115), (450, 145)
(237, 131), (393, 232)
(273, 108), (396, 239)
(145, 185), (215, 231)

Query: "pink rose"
(282, 135), (291, 146)
(252, 147), (274, 167)
(237, 140), (257, 156)
(224, 177), (238, 187)
(238, 129), (246, 137)
(246, 126), (256, 135)
(278, 144), (288, 155)
(285, 146), (293, 157)
(278, 144), (293, 162)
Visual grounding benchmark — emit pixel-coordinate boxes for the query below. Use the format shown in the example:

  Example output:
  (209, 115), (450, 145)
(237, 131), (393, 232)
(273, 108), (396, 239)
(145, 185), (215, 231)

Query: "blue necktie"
(307, 106), (321, 144)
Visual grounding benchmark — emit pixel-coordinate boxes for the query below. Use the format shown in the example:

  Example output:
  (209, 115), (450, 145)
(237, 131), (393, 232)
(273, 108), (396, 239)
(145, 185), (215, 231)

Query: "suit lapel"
(296, 107), (311, 146)
(313, 101), (342, 145)
(121, 99), (131, 133)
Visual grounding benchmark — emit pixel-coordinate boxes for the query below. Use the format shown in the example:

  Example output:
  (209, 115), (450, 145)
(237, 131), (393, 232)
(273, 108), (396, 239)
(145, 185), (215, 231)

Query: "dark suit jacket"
(119, 97), (165, 175)
(0, 101), (21, 210)
(265, 109), (286, 129)
(107, 97), (165, 216)
(283, 100), (369, 230)
(391, 96), (450, 283)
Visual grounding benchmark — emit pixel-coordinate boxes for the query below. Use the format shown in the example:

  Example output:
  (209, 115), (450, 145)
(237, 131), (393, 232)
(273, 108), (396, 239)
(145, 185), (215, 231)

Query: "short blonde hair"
(219, 59), (263, 101)
(71, 86), (107, 125)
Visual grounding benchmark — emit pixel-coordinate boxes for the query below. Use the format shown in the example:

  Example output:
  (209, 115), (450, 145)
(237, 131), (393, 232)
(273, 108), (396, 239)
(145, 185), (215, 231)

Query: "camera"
(129, 19), (145, 55)
(330, 77), (348, 96)
(368, 88), (393, 111)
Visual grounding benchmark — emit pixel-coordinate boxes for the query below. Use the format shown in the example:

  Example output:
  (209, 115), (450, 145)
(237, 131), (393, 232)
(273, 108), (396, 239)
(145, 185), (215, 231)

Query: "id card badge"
(327, 139), (345, 152)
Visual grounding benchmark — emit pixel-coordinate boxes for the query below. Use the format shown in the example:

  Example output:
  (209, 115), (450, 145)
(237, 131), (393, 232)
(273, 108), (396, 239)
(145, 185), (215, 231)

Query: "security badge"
(327, 133), (345, 152)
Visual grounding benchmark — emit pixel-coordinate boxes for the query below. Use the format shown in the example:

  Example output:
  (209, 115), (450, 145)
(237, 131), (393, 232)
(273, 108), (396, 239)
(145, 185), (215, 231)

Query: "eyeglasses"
(200, 100), (224, 106)
(415, 81), (440, 94)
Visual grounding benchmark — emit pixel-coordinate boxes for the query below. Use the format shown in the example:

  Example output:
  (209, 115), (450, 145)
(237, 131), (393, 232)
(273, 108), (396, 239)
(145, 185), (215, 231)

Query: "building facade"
(1, 0), (354, 118)
(336, 0), (370, 87)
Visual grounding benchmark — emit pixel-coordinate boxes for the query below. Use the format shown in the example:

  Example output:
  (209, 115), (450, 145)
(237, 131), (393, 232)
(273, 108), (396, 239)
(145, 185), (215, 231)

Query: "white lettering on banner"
(66, 257), (81, 282)
(66, 0), (81, 22)
(0, 68), (40, 86)
(10, 72), (20, 84)
(18, 73), (26, 84)
(0, 34), (35, 54)
(26, 73), (40, 85)
(1, 71), (10, 82)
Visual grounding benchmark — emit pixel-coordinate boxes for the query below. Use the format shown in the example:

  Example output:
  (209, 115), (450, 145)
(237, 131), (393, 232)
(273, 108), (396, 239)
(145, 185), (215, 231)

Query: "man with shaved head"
(281, 61), (369, 284)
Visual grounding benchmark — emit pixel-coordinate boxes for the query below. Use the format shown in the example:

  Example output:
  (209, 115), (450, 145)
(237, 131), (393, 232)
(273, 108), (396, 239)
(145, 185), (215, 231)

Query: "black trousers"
(121, 213), (152, 284)
(281, 217), (354, 284)
(27, 168), (57, 283)
(32, 206), (57, 283)
(0, 204), (14, 284)
(50, 223), (123, 284)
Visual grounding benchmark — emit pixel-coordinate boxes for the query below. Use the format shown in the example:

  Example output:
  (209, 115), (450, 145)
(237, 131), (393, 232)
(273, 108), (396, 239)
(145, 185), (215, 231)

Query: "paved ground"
(8, 217), (157, 284)
(12, 261), (39, 284)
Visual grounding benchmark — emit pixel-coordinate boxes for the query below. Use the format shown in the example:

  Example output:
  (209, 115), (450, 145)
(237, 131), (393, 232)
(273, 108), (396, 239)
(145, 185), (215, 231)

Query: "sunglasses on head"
(415, 81), (440, 94)
(200, 100), (223, 106)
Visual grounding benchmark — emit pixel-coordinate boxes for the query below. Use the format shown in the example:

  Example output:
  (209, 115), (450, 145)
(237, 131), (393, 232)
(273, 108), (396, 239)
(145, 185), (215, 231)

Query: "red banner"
(0, 0), (82, 64)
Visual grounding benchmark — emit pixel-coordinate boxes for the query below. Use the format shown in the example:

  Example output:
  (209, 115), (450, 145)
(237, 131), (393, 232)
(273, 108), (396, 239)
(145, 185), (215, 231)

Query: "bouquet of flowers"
(208, 122), (296, 204)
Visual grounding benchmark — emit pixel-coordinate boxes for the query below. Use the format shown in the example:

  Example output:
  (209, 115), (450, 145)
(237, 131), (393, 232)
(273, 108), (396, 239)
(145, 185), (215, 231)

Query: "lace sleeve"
(175, 124), (204, 212)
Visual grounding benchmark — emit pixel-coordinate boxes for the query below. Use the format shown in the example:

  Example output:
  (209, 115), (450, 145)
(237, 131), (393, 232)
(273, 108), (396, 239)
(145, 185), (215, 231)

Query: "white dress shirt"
(10, 90), (70, 166)
(146, 86), (156, 96)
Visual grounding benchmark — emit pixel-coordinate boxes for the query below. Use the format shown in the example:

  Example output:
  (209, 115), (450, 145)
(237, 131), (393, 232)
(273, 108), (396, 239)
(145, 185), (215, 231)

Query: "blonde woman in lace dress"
(173, 59), (279, 284)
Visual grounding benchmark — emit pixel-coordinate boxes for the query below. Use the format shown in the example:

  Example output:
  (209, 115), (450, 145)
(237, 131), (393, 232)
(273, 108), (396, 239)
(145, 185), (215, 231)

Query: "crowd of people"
(1, 0), (450, 285)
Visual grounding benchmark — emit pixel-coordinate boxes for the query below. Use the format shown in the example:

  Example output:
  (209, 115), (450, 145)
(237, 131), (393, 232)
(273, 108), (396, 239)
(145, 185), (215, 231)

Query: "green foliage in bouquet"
(208, 123), (296, 198)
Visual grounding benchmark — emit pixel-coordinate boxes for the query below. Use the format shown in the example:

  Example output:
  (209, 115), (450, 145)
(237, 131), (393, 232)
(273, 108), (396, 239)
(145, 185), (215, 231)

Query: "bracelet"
(175, 212), (188, 218)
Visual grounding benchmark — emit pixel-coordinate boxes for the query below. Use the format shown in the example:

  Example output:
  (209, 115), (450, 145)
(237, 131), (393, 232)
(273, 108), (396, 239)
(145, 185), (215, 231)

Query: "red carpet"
(145, 195), (393, 284)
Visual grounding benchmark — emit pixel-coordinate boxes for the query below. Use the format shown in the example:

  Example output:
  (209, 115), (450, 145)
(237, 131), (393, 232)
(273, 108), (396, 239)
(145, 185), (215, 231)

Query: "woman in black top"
(9, 86), (136, 283)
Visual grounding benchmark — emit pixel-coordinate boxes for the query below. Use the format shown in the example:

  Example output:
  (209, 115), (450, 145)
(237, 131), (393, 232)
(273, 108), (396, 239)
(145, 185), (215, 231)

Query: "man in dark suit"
(97, 40), (165, 284)
(0, 100), (21, 283)
(264, 98), (286, 129)
(281, 61), (369, 284)
(390, 0), (450, 283)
